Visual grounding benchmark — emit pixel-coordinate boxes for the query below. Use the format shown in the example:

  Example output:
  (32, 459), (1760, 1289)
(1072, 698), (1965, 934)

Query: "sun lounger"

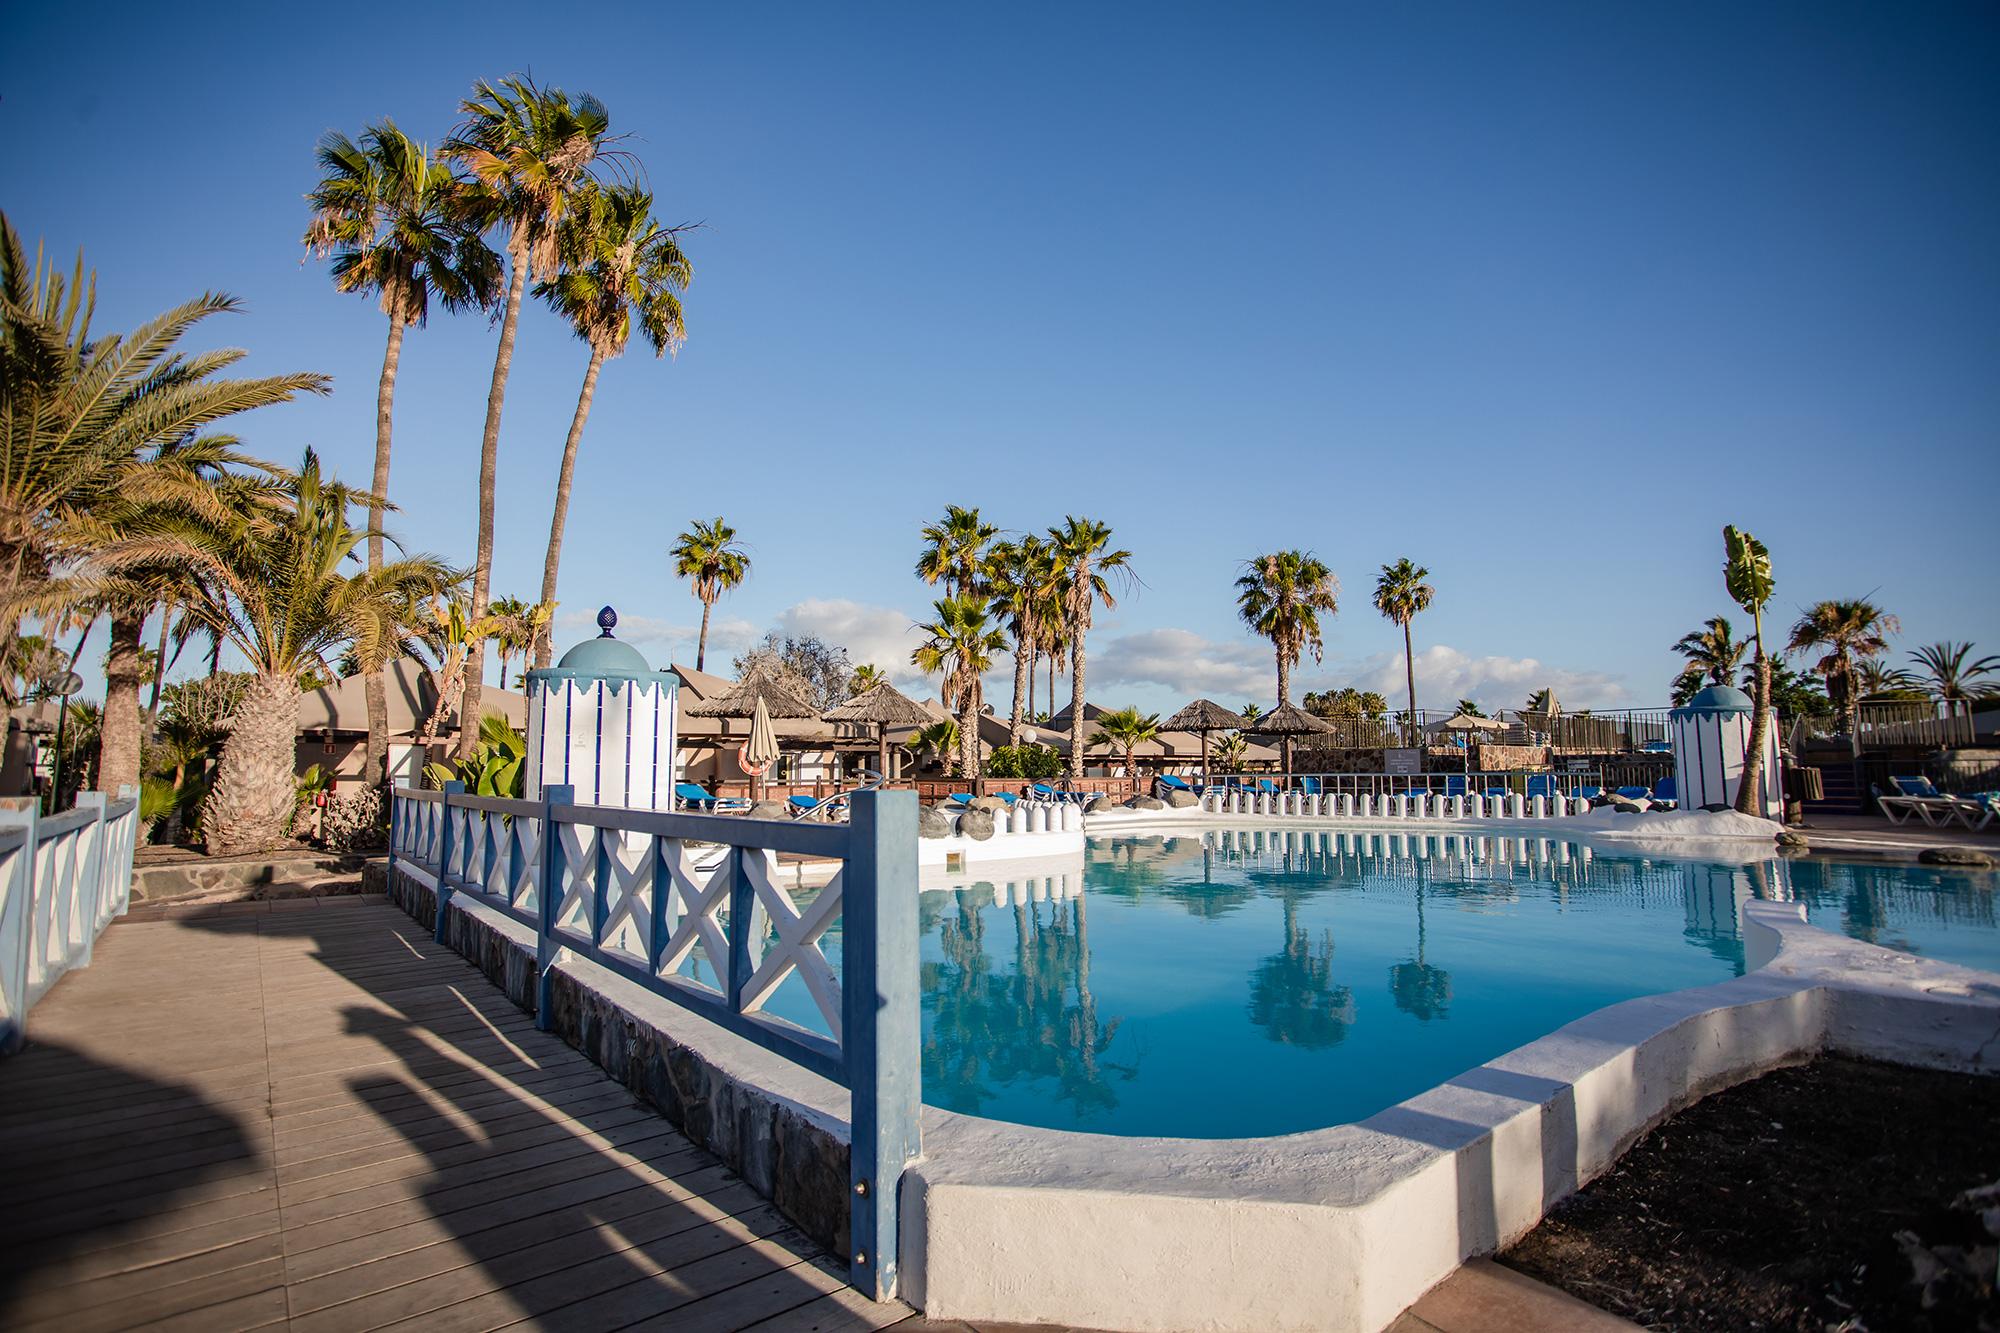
(1875, 776), (1961, 826)
(675, 782), (718, 812)
(1569, 785), (1604, 804)
(1158, 775), (1194, 793)
(947, 793), (976, 806)
(1443, 776), (1468, 799)
(1652, 777), (1678, 808)
(1299, 776), (1323, 795)
(1525, 775), (1559, 801)
(1614, 786), (1651, 802)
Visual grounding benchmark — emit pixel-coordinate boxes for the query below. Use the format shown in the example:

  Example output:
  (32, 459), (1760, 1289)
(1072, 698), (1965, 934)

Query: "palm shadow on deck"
(1, 899), (903, 1332)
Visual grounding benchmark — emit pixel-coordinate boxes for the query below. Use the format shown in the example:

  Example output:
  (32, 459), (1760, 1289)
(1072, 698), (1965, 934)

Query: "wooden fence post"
(535, 784), (574, 1031)
(433, 781), (465, 943)
(842, 787), (920, 1300)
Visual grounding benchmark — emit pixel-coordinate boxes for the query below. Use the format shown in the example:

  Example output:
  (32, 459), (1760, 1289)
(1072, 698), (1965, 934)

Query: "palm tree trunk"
(97, 609), (147, 794)
(1027, 648), (1036, 721)
(365, 315), (407, 786)
(1276, 647), (1291, 709)
(1736, 615), (1773, 818)
(148, 604), (173, 716)
(202, 671), (303, 855)
(696, 597), (714, 673)
(459, 237), (530, 761)
(1008, 639), (1029, 748)
(1068, 628), (1088, 780)
(535, 346), (607, 671)
(961, 682), (981, 780)
(1402, 621), (1418, 746)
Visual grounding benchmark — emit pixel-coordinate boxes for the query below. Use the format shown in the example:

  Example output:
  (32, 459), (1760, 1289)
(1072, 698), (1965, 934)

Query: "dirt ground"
(1501, 1056), (2000, 1332)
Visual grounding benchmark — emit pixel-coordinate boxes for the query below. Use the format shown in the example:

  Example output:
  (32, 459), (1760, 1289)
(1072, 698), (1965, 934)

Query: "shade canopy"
(744, 697), (782, 769)
(1423, 711), (1507, 734)
(686, 668), (818, 719)
(820, 682), (935, 728)
(1162, 699), (1249, 734)
(1249, 702), (1336, 736)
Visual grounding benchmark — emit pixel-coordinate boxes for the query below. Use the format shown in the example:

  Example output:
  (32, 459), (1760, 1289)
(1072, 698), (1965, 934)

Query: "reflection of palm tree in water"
(1388, 866), (1451, 1021)
(1247, 894), (1355, 1049)
(921, 888), (1131, 1120)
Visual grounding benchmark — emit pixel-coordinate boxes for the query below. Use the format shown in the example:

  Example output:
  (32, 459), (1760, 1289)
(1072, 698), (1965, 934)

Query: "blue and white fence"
(0, 789), (142, 1055)
(388, 782), (920, 1301)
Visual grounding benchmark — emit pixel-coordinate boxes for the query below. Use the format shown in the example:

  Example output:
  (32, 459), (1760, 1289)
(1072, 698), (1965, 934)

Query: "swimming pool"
(725, 829), (2000, 1139)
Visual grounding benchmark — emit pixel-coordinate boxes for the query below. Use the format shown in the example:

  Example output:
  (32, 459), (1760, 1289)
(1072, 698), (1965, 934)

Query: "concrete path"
(0, 895), (1046, 1333)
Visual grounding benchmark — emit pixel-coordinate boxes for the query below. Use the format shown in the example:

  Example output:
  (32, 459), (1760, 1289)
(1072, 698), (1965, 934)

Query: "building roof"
(297, 658), (526, 738)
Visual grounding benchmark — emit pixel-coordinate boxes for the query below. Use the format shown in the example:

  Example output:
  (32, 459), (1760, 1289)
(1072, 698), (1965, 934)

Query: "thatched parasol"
(688, 669), (817, 798)
(1162, 699), (1249, 782)
(822, 682), (934, 782)
(686, 668), (819, 719)
(1251, 702), (1335, 776)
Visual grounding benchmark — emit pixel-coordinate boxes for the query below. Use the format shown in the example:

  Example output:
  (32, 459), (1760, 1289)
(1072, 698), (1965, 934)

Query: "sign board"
(1384, 748), (1422, 776)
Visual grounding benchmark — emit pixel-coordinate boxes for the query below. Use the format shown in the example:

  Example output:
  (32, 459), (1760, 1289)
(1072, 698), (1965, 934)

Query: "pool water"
(729, 830), (1999, 1140)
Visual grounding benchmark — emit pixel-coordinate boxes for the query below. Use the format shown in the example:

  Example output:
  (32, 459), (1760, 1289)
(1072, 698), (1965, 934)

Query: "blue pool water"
(735, 830), (2000, 1139)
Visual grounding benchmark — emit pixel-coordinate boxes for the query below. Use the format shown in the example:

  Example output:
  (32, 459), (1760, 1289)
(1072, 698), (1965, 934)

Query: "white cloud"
(1342, 644), (1630, 711)
(1088, 628), (1273, 701)
(776, 599), (929, 686)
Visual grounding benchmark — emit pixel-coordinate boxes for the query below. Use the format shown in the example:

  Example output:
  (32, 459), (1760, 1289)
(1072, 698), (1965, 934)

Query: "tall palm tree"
(987, 535), (1053, 746)
(443, 75), (617, 758)
(1722, 526), (1776, 817)
(904, 719), (960, 776)
(1856, 658), (1924, 701)
(912, 595), (1006, 780)
(486, 595), (551, 689)
(0, 211), (328, 690)
(413, 595), (504, 746)
(122, 449), (452, 853)
(849, 663), (886, 694)
(1236, 550), (1339, 708)
(305, 121), (499, 784)
(532, 183), (691, 668)
(1909, 641), (1999, 714)
(1671, 615), (1747, 703)
(1372, 559), (1434, 746)
(915, 505), (997, 599)
(669, 517), (750, 671)
(1047, 517), (1134, 780)
(1087, 706), (1161, 794)
(1787, 599), (1899, 740)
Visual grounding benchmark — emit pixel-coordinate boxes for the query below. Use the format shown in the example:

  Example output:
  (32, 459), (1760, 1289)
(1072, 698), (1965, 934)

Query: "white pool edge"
(898, 899), (2000, 1332)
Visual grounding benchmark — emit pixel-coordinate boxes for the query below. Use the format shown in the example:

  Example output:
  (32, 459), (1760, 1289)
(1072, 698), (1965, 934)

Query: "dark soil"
(1501, 1056), (2000, 1332)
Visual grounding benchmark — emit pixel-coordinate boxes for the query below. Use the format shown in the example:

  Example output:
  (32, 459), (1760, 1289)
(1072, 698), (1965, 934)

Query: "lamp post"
(42, 664), (85, 813)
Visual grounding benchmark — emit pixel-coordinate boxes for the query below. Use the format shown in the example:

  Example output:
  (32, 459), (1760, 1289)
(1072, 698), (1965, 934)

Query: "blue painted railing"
(388, 783), (920, 1301)
(0, 789), (142, 1055)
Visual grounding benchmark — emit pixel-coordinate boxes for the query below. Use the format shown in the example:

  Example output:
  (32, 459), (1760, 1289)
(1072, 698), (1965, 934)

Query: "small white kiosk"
(1670, 684), (1780, 814)
(524, 607), (679, 809)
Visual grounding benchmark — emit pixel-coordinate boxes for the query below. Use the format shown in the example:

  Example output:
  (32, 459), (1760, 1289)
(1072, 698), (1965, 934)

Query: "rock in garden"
(1919, 847), (1995, 867)
(918, 806), (953, 839)
(1166, 790), (1199, 809)
(1085, 796), (1114, 814)
(971, 795), (1010, 813)
(1125, 795), (1166, 811)
(1612, 799), (1649, 814)
(959, 808), (996, 840)
(1775, 831), (1810, 850)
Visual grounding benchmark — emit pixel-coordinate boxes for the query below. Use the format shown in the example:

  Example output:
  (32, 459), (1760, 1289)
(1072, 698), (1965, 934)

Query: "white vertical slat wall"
(528, 677), (677, 811)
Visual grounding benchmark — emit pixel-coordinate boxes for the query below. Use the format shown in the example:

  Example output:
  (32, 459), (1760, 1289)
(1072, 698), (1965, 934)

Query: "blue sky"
(5, 2), (1997, 713)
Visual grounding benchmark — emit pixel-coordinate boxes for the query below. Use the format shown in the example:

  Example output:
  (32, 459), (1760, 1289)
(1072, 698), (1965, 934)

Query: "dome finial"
(597, 606), (618, 638)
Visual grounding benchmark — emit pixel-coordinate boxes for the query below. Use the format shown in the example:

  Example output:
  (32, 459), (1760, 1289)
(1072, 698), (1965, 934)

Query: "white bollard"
(1357, 794), (1372, 818)
(1530, 794), (1547, 820)
(1412, 793), (1429, 820)
(1448, 795), (1464, 819)
(1508, 793), (1525, 819)
(1029, 803), (1048, 833)
(1339, 793), (1354, 818)
(1392, 794), (1408, 819)
(1062, 803), (1082, 832)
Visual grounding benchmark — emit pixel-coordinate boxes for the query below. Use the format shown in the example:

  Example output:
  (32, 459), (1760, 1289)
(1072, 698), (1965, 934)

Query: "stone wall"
(387, 867), (852, 1255)
(1469, 743), (1548, 771)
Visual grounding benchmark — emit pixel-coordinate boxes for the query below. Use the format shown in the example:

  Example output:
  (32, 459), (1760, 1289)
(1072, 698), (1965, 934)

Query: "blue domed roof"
(557, 635), (653, 677)
(1676, 684), (1754, 714)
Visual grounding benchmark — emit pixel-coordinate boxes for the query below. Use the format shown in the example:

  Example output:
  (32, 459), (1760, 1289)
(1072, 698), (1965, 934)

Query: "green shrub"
(986, 744), (1062, 780)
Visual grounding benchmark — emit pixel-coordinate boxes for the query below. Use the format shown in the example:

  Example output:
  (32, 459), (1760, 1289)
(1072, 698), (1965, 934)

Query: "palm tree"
(305, 121), (499, 784)
(1722, 526), (1776, 817)
(1211, 731), (1249, 773)
(1087, 706), (1161, 794)
(413, 595), (503, 746)
(1372, 559), (1434, 745)
(1787, 599), (1899, 740)
(443, 75), (617, 758)
(130, 449), (452, 853)
(532, 184), (691, 668)
(669, 517), (750, 671)
(0, 211), (329, 697)
(1909, 641), (1999, 714)
(849, 663), (886, 694)
(1236, 551), (1339, 708)
(912, 595), (1006, 780)
(486, 595), (551, 689)
(1671, 615), (1747, 704)
(904, 719), (960, 776)
(915, 505), (997, 599)
(1856, 658), (1924, 701)
(1047, 517), (1135, 780)
(988, 535), (1053, 746)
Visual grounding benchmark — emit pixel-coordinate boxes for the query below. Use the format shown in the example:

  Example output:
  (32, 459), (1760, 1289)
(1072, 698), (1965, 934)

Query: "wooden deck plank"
(0, 899), (926, 1333)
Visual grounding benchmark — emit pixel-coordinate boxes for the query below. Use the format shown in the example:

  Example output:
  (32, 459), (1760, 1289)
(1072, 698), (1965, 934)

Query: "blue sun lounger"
(675, 782), (718, 812)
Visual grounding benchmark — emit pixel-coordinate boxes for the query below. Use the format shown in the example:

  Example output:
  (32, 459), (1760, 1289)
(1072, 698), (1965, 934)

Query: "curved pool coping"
(899, 897), (2000, 1332)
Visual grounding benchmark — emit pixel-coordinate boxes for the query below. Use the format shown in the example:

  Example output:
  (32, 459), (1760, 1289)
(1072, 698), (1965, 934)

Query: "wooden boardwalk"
(0, 894), (1012, 1333)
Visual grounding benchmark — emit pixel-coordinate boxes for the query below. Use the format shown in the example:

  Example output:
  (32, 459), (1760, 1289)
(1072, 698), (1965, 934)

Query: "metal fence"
(1, 788), (142, 1054)
(1786, 701), (1978, 752)
(388, 783), (920, 1300)
(1293, 708), (1673, 753)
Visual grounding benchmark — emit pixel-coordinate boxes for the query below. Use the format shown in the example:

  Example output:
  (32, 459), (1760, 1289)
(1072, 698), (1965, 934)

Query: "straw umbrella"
(822, 681), (935, 783)
(1162, 698), (1248, 785)
(688, 668), (817, 798)
(1251, 702), (1336, 778)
